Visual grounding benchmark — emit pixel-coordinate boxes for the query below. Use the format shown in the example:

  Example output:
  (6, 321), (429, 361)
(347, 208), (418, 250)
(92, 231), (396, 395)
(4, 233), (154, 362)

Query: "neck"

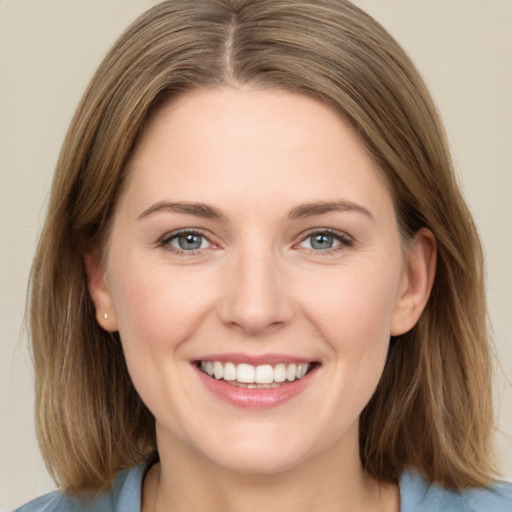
(142, 427), (399, 512)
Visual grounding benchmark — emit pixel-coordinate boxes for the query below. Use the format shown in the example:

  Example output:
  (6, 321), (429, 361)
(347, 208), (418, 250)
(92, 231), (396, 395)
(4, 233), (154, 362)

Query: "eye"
(160, 230), (211, 252)
(298, 230), (352, 252)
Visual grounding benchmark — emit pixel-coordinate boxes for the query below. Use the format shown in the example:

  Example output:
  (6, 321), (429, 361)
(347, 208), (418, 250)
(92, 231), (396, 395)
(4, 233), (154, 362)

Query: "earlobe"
(390, 228), (437, 336)
(83, 252), (118, 332)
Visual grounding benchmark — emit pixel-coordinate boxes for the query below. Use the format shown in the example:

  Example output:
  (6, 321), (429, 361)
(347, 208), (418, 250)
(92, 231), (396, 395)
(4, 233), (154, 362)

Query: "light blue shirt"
(14, 463), (512, 511)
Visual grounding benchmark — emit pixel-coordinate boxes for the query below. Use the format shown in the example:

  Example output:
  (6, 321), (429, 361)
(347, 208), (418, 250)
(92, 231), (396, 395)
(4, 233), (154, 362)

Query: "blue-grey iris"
(311, 234), (334, 250)
(178, 234), (203, 250)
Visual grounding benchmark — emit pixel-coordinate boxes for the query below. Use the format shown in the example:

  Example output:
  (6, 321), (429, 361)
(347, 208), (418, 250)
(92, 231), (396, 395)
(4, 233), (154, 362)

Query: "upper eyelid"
(297, 228), (352, 241)
(160, 227), (210, 240)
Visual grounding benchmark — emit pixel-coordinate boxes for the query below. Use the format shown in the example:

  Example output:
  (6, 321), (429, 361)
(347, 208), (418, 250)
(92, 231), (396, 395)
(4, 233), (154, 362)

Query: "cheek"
(297, 260), (401, 403)
(105, 258), (218, 413)
(300, 262), (401, 346)
(107, 255), (215, 356)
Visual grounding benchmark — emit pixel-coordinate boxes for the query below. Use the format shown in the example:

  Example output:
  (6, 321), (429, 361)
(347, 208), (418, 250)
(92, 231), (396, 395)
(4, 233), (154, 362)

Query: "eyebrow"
(137, 201), (226, 221)
(137, 199), (373, 222)
(288, 201), (374, 221)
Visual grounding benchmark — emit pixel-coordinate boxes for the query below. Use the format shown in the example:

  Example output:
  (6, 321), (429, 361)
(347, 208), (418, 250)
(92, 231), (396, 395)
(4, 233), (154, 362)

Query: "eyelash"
(158, 228), (354, 256)
(296, 229), (354, 256)
(158, 229), (214, 256)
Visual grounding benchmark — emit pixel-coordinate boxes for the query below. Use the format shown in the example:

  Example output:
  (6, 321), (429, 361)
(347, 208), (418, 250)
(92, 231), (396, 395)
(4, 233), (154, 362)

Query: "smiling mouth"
(196, 361), (318, 388)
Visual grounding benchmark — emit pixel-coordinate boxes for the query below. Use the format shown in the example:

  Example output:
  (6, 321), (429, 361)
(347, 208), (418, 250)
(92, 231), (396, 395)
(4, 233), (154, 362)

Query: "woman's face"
(89, 87), (432, 475)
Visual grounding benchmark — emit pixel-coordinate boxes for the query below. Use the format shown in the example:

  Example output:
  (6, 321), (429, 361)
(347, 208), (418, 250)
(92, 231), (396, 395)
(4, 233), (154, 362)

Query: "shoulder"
(400, 470), (512, 512)
(12, 490), (106, 512)
(13, 463), (145, 512)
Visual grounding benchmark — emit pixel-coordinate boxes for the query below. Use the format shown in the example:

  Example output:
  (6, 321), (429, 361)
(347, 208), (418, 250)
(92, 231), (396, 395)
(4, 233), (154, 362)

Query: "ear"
(390, 228), (437, 336)
(83, 252), (118, 332)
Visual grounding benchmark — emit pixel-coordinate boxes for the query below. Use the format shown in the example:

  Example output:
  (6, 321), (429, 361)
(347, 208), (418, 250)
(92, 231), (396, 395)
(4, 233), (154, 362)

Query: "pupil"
(178, 234), (202, 250)
(311, 234), (333, 250)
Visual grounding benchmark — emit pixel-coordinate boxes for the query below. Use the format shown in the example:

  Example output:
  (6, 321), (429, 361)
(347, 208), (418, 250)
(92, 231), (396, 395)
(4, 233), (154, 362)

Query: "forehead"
(119, 86), (394, 219)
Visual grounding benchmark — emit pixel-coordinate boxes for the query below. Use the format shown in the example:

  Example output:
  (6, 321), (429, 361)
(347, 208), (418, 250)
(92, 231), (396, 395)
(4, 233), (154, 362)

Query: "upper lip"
(193, 353), (317, 366)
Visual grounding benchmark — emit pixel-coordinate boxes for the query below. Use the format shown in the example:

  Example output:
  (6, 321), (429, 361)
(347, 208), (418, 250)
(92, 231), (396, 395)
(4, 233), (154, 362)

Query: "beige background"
(1, 1), (510, 509)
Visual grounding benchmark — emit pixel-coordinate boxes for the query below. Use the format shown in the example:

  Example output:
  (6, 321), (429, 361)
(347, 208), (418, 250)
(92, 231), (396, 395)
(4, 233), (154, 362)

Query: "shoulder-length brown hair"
(30, 0), (496, 492)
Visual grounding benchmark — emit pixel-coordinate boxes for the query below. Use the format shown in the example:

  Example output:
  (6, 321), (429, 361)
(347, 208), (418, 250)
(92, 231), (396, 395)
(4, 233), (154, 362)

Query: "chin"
(205, 444), (309, 476)
(183, 422), (326, 476)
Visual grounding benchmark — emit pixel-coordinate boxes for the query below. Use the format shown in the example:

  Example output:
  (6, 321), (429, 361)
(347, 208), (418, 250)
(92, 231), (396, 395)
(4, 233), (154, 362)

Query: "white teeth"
(223, 362), (236, 381)
(286, 363), (297, 381)
(296, 364), (307, 379)
(237, 363), (255, 383)
(255, 364), (274, 384)
(213, 361), (224, 380)
(274, 364), (287, 382)
(199, 361), (312, 384)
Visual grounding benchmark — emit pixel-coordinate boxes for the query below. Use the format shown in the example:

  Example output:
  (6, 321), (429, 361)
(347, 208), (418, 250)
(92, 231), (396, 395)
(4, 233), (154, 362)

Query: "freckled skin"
(88, 87), (434, 510)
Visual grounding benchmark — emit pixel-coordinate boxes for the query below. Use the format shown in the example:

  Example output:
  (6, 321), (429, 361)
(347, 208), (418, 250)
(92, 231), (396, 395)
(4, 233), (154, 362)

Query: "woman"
(15, 0), (512, 511)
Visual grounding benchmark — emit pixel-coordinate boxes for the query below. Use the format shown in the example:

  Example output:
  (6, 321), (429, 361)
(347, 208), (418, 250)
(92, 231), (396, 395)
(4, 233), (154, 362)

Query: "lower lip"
(194, 365), (317, 409)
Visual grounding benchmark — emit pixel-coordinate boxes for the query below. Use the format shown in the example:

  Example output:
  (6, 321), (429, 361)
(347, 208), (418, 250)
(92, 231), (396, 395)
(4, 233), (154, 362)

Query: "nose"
(217, 249), (294, 336)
